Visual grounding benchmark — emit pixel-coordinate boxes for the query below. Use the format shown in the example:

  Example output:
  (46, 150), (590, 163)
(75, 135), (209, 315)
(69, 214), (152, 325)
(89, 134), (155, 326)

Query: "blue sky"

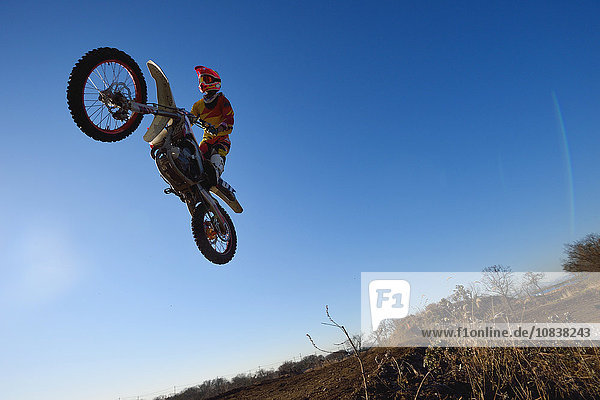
(1, 1), (599, 399)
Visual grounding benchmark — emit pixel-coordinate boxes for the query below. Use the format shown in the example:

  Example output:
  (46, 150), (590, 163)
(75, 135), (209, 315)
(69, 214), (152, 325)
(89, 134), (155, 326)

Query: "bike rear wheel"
(67, 47), (147, 142)
(191, 202), (237, 265)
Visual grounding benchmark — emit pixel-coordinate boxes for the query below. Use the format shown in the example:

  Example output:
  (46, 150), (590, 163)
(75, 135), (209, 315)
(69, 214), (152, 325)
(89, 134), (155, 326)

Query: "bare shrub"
(563, 233), (600, 272)
(482, 265), (516, 313)
(307, 305), (369, 400)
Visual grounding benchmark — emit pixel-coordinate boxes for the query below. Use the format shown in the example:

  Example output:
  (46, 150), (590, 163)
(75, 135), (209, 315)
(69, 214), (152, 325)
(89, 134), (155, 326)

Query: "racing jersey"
(191, 93), (234, 145)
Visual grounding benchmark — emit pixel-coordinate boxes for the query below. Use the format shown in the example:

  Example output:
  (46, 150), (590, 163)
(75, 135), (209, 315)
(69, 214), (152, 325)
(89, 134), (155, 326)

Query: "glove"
(216, 123), (230, 133)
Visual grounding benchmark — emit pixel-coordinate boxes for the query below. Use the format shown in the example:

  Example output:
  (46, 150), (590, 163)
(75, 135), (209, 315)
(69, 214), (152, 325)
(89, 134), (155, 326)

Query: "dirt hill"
(207, 347), (436, 400)
(202, 345), (599, 400)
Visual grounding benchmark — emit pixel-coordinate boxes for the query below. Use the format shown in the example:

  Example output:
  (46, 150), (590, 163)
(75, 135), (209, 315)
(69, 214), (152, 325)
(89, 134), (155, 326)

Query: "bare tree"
(468, 281), (482, 298)
(522, 271), (545, 298)
(370, 319), (396, 346)
(563, 234), (600, 272)
(481, 265), (516, 313)
(451, 284), (473, 302)
(347, 333), (363, 353)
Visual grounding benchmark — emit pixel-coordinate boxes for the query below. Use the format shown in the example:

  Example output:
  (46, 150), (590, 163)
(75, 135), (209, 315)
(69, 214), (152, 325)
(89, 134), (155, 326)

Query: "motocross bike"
(66, 47), (242, 265)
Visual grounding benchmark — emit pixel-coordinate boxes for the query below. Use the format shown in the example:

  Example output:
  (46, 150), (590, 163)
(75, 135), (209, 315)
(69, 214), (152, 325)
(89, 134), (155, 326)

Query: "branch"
(306, 333), (336, 354)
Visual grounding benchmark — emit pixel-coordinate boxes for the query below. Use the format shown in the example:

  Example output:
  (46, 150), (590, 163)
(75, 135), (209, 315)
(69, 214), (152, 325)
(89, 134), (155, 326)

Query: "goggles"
(200, 75), (217, 84)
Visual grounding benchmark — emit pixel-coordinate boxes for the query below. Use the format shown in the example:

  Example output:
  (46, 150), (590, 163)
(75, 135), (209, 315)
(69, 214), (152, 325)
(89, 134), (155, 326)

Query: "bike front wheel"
(191, 202), (237, 265)
(67, 47), (147, 142)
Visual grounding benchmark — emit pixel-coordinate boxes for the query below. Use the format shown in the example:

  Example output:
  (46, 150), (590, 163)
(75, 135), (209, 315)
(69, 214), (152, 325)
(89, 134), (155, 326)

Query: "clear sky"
(1, 1), (599, 399)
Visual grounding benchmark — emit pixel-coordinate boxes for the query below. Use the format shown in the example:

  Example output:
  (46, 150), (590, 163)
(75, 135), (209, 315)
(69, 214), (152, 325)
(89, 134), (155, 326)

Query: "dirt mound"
(207, 347), (460, 400)
(204, 344), (600, 400)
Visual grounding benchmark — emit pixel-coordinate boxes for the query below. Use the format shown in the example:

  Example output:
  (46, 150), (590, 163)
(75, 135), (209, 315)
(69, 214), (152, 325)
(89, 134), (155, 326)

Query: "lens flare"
(552, 91), (575, 237)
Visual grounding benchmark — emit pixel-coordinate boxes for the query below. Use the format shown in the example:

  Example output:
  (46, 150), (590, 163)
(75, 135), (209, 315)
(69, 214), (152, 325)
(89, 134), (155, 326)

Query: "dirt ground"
(207, 347), (463, 400)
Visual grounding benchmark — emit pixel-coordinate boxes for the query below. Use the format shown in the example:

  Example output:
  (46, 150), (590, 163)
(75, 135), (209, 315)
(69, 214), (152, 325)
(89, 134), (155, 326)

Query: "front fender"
(210, 182), (243, 213)
(143, 60), (177, 143)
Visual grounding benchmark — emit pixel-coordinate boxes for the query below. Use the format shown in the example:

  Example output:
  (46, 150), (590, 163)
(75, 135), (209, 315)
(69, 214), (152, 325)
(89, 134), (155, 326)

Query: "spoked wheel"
(67, 47), (147, 142)
(192, 202), (237, 265)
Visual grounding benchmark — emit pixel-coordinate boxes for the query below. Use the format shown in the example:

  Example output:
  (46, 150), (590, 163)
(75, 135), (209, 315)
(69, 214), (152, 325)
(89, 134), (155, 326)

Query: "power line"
(116, 351), (321, 400)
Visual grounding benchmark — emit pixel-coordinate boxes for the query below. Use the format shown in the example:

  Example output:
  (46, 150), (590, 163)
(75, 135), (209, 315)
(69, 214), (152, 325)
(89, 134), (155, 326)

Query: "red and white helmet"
(195, 65), (221, 93)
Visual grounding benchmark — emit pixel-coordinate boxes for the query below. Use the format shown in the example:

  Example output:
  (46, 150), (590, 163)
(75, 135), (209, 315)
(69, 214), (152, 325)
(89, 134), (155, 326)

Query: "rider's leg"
(199, 141), (217, 186)
(210, 143), (229, 181)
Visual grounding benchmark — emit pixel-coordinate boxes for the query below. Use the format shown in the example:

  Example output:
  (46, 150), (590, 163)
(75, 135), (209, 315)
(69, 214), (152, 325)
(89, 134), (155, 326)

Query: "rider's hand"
(216, 123), (229, 133)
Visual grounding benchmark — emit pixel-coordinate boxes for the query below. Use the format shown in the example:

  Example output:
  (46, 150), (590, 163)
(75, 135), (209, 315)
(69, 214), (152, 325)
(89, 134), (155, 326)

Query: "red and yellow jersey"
(191, 93), (234, 144)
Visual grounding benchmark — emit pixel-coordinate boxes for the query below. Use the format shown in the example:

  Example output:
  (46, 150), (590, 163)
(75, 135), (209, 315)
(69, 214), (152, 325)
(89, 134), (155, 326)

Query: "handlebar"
(132, 101), (219, 135)
(188, 113), (218, 135)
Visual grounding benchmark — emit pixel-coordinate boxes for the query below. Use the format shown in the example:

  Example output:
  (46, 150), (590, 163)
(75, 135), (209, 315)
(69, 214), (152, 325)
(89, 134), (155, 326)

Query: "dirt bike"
(66, 47), (242, 265)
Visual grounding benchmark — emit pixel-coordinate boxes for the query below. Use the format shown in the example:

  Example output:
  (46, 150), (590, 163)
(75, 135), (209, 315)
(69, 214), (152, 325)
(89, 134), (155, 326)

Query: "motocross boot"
(210, 153), (224, 181)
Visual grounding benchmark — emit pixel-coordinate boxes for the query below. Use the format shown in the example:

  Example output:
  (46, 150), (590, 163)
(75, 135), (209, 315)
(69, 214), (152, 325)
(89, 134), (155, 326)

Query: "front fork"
(197, 187), (228, 233)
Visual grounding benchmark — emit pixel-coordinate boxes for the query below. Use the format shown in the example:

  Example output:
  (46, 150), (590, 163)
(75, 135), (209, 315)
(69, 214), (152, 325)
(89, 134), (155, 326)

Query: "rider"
(191, 65), (234, 186)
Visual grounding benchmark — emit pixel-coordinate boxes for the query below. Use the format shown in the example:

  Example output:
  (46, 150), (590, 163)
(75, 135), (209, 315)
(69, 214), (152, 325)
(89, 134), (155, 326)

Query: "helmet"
(195, 65), (221, 93)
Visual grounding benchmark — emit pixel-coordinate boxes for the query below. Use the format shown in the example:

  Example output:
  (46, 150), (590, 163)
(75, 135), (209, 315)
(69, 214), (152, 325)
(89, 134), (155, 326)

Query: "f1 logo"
(368, 280), (411, 330)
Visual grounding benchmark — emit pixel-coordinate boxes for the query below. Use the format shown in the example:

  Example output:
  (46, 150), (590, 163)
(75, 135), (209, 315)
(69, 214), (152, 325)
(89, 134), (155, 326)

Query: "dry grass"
(361, 346), (600, 400)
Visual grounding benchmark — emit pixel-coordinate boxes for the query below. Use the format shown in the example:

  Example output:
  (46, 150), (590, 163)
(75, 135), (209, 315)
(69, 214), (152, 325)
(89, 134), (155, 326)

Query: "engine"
(155, 139), (203, 191)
